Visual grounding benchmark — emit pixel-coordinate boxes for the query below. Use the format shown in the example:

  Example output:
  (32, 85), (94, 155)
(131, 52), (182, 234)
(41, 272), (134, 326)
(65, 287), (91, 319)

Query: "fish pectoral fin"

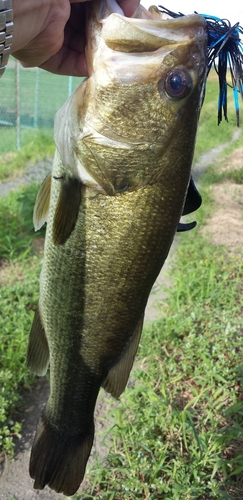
(26, 306), (50, 376)
(53, 176), (82, 245)
(33, 173), (52, 231)
(29, 412), (94, 496)
(102, 315), (144, 399)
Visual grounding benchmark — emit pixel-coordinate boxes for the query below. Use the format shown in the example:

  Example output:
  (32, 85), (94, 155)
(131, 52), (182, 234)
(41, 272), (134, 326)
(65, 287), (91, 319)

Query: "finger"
(117, 0), (140, 16)
(68, 3), (86, 31)
(40, 46), (88, 76)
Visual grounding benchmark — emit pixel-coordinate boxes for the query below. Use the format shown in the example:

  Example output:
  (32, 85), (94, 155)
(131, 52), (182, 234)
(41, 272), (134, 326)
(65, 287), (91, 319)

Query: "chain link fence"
(0, 57), (82, 155)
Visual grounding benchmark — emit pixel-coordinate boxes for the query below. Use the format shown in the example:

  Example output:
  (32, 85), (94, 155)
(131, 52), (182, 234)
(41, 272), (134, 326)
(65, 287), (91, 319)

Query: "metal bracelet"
(0, 0), (13, 77)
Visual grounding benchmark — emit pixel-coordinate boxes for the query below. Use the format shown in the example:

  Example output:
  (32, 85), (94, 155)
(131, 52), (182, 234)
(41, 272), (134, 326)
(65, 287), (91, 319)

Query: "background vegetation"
(0, 184), (45, 454)
(0, 59), (82, 154)
(0, 75), (243, 498)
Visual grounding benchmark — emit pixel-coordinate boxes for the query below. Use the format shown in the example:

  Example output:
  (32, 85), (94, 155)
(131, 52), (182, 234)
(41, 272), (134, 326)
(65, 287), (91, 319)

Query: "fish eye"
(158, 69), (192, 99)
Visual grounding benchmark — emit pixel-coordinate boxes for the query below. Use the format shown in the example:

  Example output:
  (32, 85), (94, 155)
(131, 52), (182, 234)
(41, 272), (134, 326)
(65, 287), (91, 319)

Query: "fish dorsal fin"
(53, 175), (82, 245)
(26, 306), (50, 376)
(33, 173), (52, 231)
(102, 315), (144, 399)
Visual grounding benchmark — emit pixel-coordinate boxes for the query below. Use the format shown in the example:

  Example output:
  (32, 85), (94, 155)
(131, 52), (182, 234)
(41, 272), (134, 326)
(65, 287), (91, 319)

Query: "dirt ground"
(202, 147), (243, 251)
(0, 144), (242, 499)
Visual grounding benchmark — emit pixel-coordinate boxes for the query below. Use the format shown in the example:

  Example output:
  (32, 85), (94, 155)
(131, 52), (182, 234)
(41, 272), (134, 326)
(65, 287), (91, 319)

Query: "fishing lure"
(160, 5), (243, 232)
(159, 5), (243, 127)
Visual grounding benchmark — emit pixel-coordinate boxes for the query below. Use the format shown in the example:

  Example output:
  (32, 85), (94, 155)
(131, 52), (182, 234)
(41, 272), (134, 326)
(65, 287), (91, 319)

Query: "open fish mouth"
(102, 5), (206, 51)
(85, 0), (207, 77)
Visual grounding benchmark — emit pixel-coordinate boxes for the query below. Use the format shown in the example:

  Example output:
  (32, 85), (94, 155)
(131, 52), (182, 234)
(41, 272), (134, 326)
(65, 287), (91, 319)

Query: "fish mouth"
(100, 1), (207, 53)
(85, 0), (207, 79)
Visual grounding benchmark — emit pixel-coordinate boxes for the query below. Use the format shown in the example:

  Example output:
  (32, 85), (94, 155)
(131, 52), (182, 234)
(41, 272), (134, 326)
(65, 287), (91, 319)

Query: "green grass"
(194, 79), (239, 162)
(0, 131), (55, 181)
(77, 178), (243, 499)
(0, 59), (83, 156)
(0, 126), (54, 156)
(0, 184), (45, 454)
(0, 60), (82, 127)
(204, 165), (243, 186)
(0, 264), (39, 454)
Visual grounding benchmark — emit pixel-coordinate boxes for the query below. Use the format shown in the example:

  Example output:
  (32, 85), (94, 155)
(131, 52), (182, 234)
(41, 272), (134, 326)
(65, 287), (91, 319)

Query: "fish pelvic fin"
(33, 173), (52, 231)
(53, 175), (82, 245)
(26, 306), (50, 376)
(102, 315), (144, 399)
(29, 412), (94, 496)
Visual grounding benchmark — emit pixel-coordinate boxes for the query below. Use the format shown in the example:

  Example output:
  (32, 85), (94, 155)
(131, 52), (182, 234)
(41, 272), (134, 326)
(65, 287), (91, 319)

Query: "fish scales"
(27, 0), (208, 495)
(42, 149), (180, 382)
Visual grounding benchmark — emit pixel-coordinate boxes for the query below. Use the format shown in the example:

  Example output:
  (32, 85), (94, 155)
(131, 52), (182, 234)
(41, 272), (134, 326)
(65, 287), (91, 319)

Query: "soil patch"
(202, 182), (243, 251)
(202, 146), (243, 252)
(221, 147), (243, 172)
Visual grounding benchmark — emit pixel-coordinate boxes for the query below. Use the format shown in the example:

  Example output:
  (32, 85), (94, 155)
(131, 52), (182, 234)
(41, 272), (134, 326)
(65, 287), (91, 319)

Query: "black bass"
(27, 0), (207, 495)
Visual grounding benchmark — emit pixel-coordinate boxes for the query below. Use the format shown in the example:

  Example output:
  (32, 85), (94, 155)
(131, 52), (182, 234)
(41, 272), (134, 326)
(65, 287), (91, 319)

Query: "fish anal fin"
(33, 173), (52, 231)
(27, 307), (49, 376)
(30, 412), (94, 496)
(53, 176), (82, 245)
(102, 315), (144, 399)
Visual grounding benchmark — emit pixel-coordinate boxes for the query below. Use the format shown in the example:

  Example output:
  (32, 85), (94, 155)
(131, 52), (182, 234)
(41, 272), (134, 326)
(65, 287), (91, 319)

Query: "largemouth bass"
(27, 0), (207, 495)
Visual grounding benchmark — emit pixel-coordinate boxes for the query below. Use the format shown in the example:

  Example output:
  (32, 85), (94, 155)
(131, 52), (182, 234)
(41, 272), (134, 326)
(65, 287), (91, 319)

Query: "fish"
(27, 0), (207, 495)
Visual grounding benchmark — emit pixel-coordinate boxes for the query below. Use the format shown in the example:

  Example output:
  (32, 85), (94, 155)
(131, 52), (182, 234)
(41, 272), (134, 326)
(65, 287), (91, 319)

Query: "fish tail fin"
(30, 412), (94, 496)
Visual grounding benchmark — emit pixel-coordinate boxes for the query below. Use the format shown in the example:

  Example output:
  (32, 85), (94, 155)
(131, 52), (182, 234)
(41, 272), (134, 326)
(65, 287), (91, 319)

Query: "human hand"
(11, 0), (140, 76)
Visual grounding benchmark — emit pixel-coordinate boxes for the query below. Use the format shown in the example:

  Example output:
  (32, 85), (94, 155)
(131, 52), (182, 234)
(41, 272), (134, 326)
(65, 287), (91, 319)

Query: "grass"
(0, 184), (46, 455)
(194, 78), (239, 163)
(205, 165), (243, 186)
(0, 60), (82, 128)
(77, 177), (243, 499)
(0, 126), (54, 157)
(0, 59), (83, 155)
(0, 131), (55, 181)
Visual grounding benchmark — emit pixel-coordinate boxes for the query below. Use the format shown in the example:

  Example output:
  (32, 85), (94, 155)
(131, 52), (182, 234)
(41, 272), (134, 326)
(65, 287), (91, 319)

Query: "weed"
(0, 183), (45, 454)
(0, 131), (55, 181)
(194, 79), (238, 163)
(0, 184), (46, 261)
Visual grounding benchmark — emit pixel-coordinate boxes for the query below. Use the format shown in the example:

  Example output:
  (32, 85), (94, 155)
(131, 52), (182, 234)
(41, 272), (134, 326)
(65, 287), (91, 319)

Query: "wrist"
(0, 0), (13, 76)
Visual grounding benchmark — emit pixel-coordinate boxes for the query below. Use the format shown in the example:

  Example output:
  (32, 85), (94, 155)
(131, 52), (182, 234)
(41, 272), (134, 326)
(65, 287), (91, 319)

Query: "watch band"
(0, 0), (13, 77)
